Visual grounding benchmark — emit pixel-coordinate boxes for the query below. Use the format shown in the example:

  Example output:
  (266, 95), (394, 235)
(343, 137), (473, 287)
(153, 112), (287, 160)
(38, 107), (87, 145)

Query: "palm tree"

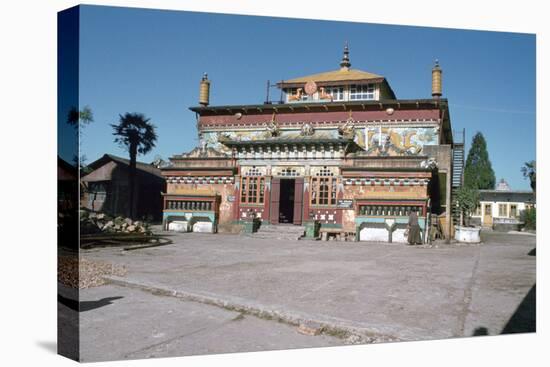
(67, 105), (94, 168)
(521, 160), (536, 193)
(67, 105), (94, 130)
(111, 113), (157, 218)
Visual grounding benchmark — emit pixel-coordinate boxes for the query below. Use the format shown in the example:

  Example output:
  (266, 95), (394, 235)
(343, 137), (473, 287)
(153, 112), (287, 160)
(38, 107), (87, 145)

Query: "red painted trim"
(199, 109), (440, 128)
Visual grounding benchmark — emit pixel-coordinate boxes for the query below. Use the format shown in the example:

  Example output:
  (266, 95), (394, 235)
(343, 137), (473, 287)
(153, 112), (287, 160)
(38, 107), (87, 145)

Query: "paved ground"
(73, 284), (340, 362)
(77, 230), (536, 361)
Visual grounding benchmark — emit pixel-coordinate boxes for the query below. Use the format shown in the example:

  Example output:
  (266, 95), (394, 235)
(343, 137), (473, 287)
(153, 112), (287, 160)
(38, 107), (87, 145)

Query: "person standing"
(407, 208), (422, 245)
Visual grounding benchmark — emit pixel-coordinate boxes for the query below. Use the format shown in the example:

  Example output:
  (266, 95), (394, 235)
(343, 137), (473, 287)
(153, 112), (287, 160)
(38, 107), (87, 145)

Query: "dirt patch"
(58, 256), (127, 289)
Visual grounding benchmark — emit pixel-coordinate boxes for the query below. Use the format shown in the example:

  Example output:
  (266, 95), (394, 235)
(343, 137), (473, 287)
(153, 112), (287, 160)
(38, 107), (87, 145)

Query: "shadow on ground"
(473, 327), (489, 336)
(473, 284), (536, 336)
(36, 340), (57, 354)
(58, 294), (123, 312)
(501, 284), (536, 334)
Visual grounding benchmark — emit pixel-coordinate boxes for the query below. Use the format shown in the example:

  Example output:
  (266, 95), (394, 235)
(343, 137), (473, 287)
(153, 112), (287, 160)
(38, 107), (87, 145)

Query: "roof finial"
(340, 42), (351, 70)
(432, 59), (442, 98)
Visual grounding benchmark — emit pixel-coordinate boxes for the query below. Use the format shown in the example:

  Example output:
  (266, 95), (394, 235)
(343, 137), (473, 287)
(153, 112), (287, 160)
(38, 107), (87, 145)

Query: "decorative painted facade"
(161, 46), (456, 242)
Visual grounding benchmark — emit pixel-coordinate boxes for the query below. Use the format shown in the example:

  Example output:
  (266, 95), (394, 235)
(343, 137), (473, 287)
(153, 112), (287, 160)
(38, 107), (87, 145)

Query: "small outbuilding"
(81, 154), (165, 221)
(470, 179), (535, 230)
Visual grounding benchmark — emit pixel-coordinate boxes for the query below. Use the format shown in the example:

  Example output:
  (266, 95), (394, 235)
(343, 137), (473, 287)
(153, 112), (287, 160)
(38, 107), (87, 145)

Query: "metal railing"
(452, 128), (465, 145)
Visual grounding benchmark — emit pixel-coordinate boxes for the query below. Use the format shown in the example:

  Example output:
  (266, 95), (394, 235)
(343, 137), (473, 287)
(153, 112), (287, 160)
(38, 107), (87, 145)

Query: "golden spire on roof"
(431, 59), (442, 98)
(340, 42), (351, 70)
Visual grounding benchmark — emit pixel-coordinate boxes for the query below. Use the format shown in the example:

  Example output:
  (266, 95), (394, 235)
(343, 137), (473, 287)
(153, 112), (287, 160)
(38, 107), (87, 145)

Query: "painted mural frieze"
(200, 125), (437, 158)
(353, 126), (438, 156)
(300, 122), (314, 136)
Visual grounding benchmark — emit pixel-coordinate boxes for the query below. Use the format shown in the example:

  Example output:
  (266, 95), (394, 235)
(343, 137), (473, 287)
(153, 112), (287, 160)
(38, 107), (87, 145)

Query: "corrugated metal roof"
(85, 154), (163, 178)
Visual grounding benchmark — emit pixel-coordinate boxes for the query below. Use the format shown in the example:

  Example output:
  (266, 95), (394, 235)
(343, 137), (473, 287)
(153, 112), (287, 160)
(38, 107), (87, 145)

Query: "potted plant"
(454, 187), (482, 243)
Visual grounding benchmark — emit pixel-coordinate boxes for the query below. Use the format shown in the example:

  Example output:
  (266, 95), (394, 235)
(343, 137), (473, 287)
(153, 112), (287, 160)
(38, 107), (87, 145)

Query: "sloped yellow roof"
(283, 68), (383, 84)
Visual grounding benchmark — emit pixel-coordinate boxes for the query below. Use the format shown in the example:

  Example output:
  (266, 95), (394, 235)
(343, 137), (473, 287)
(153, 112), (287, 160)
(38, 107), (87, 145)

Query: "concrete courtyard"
(76, 230), (536, 361)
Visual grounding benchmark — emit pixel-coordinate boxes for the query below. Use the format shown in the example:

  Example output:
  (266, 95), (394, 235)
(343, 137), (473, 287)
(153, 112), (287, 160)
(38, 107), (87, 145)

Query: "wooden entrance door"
(483, 203), (493, 226)
(293, 178), (304, 225)
(269, 178), (280, 224)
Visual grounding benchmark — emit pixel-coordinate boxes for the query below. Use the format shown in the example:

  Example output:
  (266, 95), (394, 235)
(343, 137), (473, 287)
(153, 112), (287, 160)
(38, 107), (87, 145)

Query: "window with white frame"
(349, 84), (375, 100)
(510, 204), (518, 218)
(498, 203), (508, 217)
(324, 86), (345, 101)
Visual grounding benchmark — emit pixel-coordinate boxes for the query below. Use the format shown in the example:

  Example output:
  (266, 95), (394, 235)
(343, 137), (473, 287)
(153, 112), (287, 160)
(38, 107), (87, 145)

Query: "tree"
(111, 113), (157, 218)
(521, 160), (536, 193)
(455, 186), (480, 226)
(463, 132), (496, 190)
(67, 105), (94, 169)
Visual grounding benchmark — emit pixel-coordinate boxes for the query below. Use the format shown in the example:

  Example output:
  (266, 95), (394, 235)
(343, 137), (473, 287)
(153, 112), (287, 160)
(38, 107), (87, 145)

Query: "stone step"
(252, 224), (306, 240)
(257, 225), (305, 232)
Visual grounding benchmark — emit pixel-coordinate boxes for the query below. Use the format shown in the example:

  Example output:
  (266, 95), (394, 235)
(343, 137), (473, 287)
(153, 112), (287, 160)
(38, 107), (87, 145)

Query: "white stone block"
(192, 221), (213, 233)
(392, 229), (408, 243)
(168, 221), (189, 232)
(455, 226), (481, 243)
(359, 227), (388, 242)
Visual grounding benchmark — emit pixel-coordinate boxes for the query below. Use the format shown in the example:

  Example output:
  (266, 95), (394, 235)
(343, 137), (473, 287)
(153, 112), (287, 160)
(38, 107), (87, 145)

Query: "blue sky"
(74, 5), (536, 190)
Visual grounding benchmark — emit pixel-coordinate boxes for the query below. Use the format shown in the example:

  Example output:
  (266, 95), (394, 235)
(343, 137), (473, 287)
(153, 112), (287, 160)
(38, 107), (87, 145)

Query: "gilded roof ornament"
(339, 110), (355, 138)
(265, 112), (280, 137)
(340, 42), (351, 70)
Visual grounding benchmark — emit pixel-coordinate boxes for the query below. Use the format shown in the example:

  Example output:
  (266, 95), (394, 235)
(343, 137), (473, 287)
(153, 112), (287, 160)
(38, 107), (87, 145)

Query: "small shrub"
(521, 207), (536, 230)
(455, 187), (480, 226)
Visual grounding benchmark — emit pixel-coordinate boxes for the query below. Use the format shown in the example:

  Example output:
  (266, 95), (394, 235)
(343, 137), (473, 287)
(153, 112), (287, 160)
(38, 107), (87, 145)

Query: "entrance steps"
(251, 224), (305, 241)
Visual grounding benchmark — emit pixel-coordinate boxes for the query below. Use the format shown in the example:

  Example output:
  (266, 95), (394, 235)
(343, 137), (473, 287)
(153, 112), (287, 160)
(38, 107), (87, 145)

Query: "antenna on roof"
(264, 80), (272, 105)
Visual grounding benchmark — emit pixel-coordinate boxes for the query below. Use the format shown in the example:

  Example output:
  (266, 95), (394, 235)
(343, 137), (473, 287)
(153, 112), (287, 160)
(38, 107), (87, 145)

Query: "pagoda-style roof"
(221, 135), (362, 158)
(279, 68), (384, 87)
(276, 44), (394, 97)
(190, 98), (442, 114)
